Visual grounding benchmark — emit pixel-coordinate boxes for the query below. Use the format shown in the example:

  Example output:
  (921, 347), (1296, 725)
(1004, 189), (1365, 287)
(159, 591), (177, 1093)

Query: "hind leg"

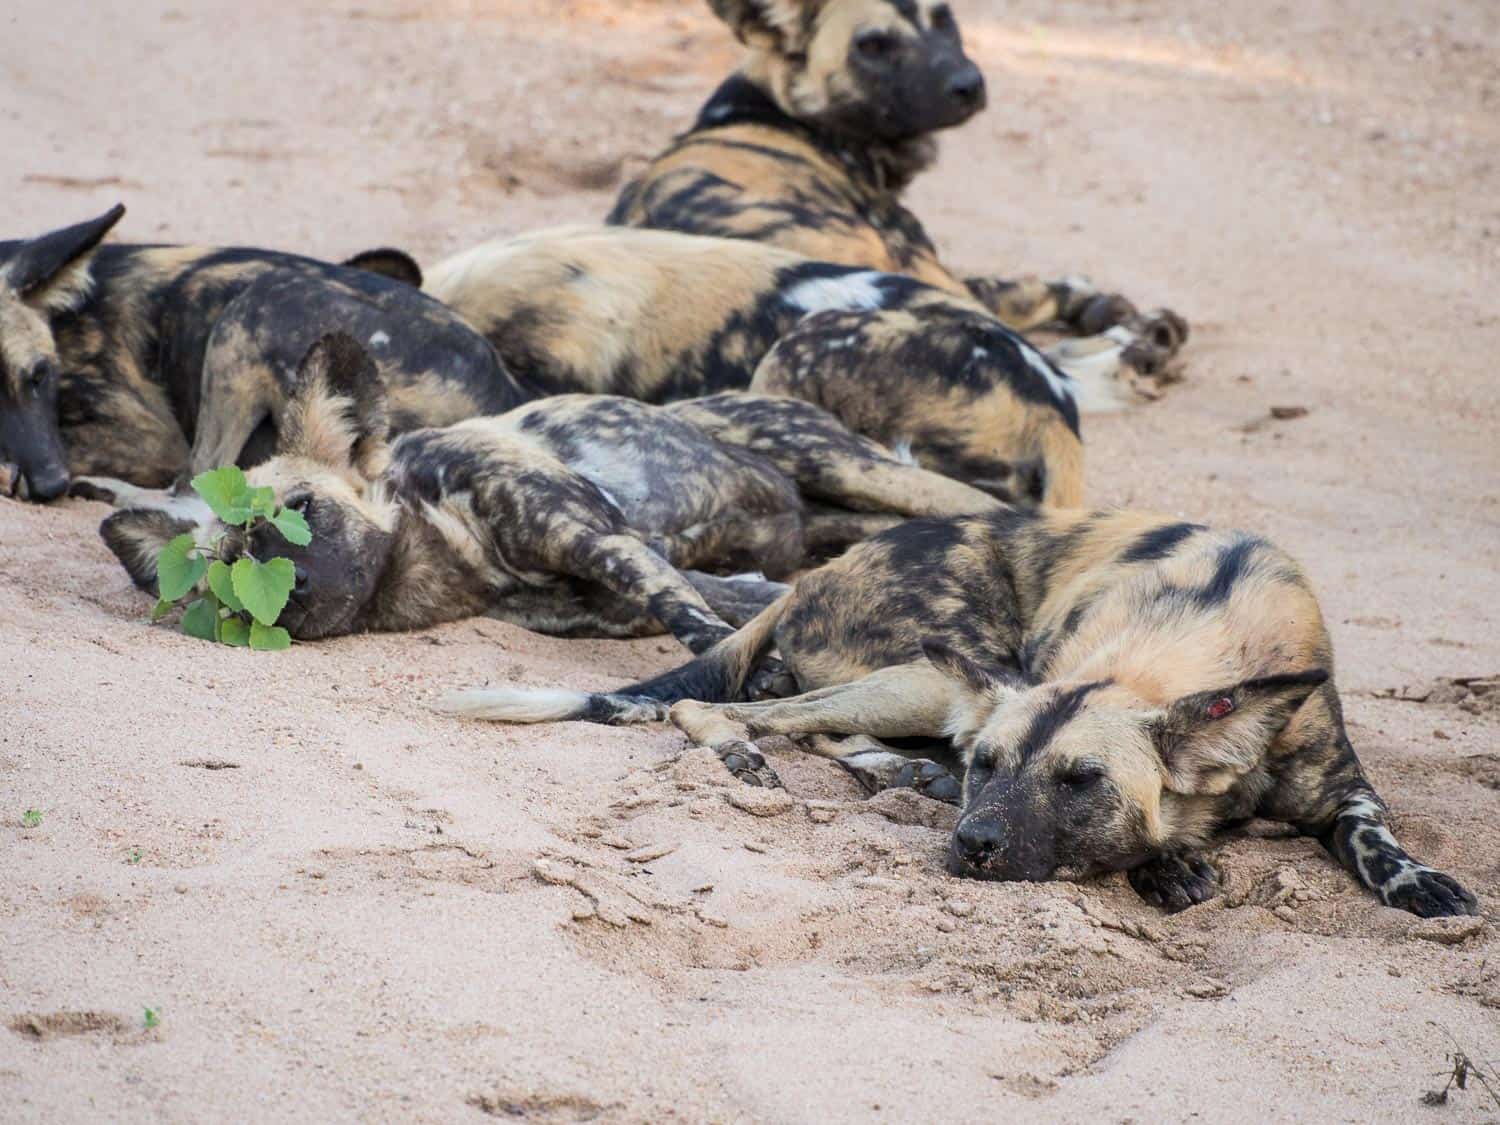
(673, 394), (997, 517)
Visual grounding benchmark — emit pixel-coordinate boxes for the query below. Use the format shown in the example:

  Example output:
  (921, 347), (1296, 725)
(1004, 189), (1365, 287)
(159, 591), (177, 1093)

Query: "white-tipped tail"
(433, 687), (593, 723)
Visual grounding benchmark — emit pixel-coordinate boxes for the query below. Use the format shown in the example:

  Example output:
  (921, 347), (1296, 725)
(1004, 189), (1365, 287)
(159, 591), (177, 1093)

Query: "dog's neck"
(359, 503), (488, 634)
(694, 73), (938, 200)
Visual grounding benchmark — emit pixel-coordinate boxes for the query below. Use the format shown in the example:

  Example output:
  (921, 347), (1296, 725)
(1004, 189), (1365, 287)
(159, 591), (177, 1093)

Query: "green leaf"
(206, 560), (245, 613)
(156, 534), (207, 602)
(180, 597), (219, 641)
(249, 486), (277, 520)
(191, 466), (253, 524)
(220, 616), (252, 647)
(268, 506), (312, 547)
(232, 556), (295, 626)
(249, 620), (292, 651)
(150, 598), (175, 622)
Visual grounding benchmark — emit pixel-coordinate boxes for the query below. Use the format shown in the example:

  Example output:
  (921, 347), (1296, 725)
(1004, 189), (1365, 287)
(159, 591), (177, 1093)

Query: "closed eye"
(856, 31), (898, 59)
(1059, 765), (1106, 789)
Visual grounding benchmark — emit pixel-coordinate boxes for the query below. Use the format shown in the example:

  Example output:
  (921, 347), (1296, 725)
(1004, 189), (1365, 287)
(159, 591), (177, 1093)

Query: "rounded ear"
(1151, 669), (1331, 794)
(279, 333), (390, 476)
(4, 203), (126, 309)
(342, 248), (423, 289)
(707, 0), (814, 52)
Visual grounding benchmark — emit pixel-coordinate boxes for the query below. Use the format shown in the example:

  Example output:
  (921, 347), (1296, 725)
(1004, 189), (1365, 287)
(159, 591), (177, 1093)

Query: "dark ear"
(1151, 669), (1330, 794)
(707, 0), (813, 52)
(100, 508), (195, 593)
(4, 204), (126, 309)
(921, 638), (1016, 697)
(279, 333), (390, 476)
(342, 248), (423, 289)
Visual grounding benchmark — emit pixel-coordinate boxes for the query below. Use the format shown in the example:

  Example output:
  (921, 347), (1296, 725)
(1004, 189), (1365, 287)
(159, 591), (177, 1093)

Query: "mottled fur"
(428, 225), (1084, 505)
(101, 335), (1000, 652)
(446, 508), (1477, 918)
(609, 0), (1188, 383)
(0, 206), (518, 503)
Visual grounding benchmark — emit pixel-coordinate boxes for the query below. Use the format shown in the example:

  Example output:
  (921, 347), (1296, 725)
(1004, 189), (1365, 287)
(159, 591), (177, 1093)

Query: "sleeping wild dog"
(101, 334), (1000, 652)
(608, 0), (1189, 395)
(440, 508), (1478, 918)
(0, 206), (522, 504)
(427, 225), (1087, 506)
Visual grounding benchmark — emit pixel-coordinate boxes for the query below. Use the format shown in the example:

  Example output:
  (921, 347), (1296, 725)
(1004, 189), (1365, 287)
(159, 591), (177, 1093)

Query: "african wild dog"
(101, 334), (1001, 652)
(608, 0), (1189, 395)
(0, 206), (520, 503)
(427, 225), (1086, 506)
(440, 508), (1478, 919)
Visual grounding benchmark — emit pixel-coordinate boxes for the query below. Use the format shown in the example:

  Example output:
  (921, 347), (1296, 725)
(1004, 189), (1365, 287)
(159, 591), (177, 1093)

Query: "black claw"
(1129, 853), (1220, 913)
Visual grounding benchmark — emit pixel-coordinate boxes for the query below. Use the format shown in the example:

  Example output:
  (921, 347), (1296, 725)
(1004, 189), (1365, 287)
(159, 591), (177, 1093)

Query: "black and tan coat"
(442, 508), (1478, 919)
(101, 334), (1000, 653)
(608, 0), (1188, 387)
(0, 206), (520, 503)
(427, 225), (1086, 506)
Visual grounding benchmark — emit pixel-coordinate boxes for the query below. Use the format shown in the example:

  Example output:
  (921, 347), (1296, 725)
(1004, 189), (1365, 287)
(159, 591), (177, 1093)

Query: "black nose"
(293, 565), (309, 594)
(25, 466), (70, 503)
(954, 817), (1001, 864)
(946, 66), (985, 109)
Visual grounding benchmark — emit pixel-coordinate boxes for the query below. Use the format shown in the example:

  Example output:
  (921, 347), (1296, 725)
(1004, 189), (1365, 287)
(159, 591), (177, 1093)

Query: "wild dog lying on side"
(102, 334), (1000, 651)
(0, 205), (519, 502)
(427, 225), (1086, 506)
(608, 0), (1188, 391)
(440, 508), (1478, 919)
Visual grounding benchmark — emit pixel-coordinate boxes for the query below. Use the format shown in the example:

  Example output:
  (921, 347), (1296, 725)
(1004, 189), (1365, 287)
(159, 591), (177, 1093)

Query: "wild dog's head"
(102, 333), (397, 639)
(923, 641), (1330, 883)
(712, 0), (985, 140)
(0, 204), (125, 502)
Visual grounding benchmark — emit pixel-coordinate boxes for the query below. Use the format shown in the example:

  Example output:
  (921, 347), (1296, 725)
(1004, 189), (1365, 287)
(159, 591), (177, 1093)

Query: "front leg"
(965, 275), (1137, 335)
(1317, 791), (1478, 918)
(564, 533), (735, 654)
(1127, 851), (1220, 912)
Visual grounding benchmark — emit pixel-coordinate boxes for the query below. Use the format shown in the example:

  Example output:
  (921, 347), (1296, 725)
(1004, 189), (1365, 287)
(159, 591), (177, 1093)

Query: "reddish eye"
(1207, 697), (1235, 720)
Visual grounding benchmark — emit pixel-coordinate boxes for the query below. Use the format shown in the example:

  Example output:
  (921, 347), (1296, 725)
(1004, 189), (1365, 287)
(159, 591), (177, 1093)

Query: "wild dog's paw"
(840, 750), (961, 804)
(1131, 307), (1190, 356)
(746, 657), (797, 702)
(1128, 852), (1220, 912)
(68, 478), (117, 503)
(716, 739), (782, 789)
(1382, 867), (1479, 918)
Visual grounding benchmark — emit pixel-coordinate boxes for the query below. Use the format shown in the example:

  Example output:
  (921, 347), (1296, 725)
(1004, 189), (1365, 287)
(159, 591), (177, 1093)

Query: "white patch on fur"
(1040, 339), (1130, 414)
(570, 441), (649, 516)
(890, 439), (917, 465)
(75, 477), (214, 523)
(724, 571), (769, 584)
(368, 330), (391, 348)
(783, 271), (888, 314)
(434, 687), (591, 723)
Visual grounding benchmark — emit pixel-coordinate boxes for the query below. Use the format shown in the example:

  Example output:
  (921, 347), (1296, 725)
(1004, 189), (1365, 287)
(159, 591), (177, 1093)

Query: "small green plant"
(21, 808), (43, 828)
(126, 848), (142, 865)
(154, 466), (311, 651)
(143, 1007), (161, 1030)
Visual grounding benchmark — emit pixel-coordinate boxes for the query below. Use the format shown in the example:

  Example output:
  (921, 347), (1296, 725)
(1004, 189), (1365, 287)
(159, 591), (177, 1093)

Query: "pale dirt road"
(2, 1), (1498, 1120)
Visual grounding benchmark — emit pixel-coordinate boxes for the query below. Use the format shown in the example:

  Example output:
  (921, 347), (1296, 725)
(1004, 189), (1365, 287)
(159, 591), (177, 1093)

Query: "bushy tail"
(434, 594), (791, 725)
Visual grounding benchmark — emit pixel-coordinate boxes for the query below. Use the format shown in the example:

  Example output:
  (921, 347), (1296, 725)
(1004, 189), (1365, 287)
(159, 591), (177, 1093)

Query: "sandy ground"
(3, 0), (1499, 1120)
